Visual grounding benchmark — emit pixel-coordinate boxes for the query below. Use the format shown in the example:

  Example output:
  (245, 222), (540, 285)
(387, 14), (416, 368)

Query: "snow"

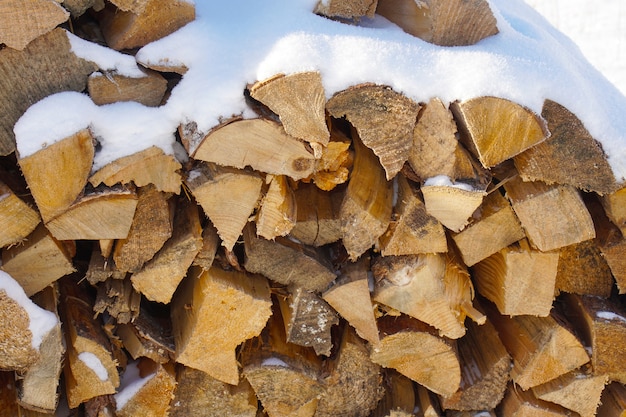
(114, 361), (156, 411)
(424, 175), (479, 192)
(261, 357), (290, 368)
(596, 311), (626, 323)
(0, 271), (58, 350)
(13, 0), (626, 183)
(78, 351), (109, 381)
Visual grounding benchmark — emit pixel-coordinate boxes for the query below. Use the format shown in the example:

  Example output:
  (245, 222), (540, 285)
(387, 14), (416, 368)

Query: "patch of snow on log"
(114, 361), (156, 411)
(78, 351), (109, 381)
(0, 271), (58, 350)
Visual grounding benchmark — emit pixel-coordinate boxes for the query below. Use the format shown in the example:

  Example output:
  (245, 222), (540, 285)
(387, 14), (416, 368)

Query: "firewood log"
(290, 183), (343, 247)
(87, 69), (168, 107)
(256, 175), (297, 240)
(0, 371), (20, 416)
(170, 266), (272, 385)
(327, 84), (420, 180)
(314, 0), (377, 19)
(370, 370), (416, 417)
(85, 246), (125, 285)
(597, 382), (626, 416)
(115, 305), (175, 364)
(555, 240), (614, 297)
(191, 221), (220, 271)
(421, 180), (486, 233)
(498, 383), (573, 417)
(601, 185), (626, 236)
(305, 135), (352, 191)
(0, 180), (40, 248)
(376, 0), (498, 46)
(93, 278), (140, 324)
(0, 28), (97, 156)
(114, 359), (176, 417)
(63, 0), (104, 17)
(0, 0), (68, 50)
(515, 99), (620, 194)
(97, 0), (195, 50)
(1, 224), (75, 296)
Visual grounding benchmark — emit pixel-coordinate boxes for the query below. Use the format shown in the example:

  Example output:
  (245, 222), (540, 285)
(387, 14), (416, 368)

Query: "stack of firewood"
(1, 0), (626, 416)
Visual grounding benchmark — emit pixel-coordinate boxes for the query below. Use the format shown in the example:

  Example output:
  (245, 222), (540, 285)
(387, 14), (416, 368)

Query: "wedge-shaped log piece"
(18, 129), (94, 223)
(278, 287), (339, 356)
(0, 0), (69, 50)
(0, 271), (58, 372)
(256, 175), (296, 240)
(421, 179), (486, 233)
(370, 315), (460, 398)
(89, 146), (182, 194)
(340, 132), (393, 260)
(172, 366), (257, 417)
(44, 185), (138, 240)
(485, 301), (589, 390)
(504, 176), (595, 251)
(93, 277), (141, 324)
(417, 385), (442, 417)
(99, 0), (195, 50)
(515, 100), (620, 194)
(323, 258), (379, 344)
(0, 28), (97, 156)
(186, 163), (263, 251)
(451, 190), (525, 266)
(88, 70), (168, 106)
(441, 318), (511, 411)
(0, 180), (40, 248)
(15, 286), (64, 413)
(472, 239), (558, 317)
(192, 118), (316, 180)
(171, 266), (272, 385)
(290, 183), (343, 247)
(451, 97), (549, 168)
(243, 225), (336, 292)
(1, 224), (75, 296)
(131, 197), (203, 304)
(372, 253), (479, 339)
(113, 185), (174, 273)
(601, 185), (626, 236)
(377, 0), (498, 46)
(327, 84), (420, 179)
(61, 280), (120, 408)
(380, 174), (448, 256)
(561, 294), (626, 384)
(192, 222), (220, 271)
(116, 305), (175, 364)
(316, 325), (384, 417)
(249, 72), (329, 151)
(499, 383), (574, 417)
(597, 382), (626, 417)
(531, 368), (607, 417)
(314, 0), (377, 19)
(114, 360), (176, 417)
(555, 240), (614, 297)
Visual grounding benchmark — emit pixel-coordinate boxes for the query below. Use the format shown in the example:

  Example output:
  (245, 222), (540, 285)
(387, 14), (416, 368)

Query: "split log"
(277, 286), (339, 356)
(185, 163), (263, 251)
(1, 224), (75, 296)
(191, 221), (220, 271)
(44, 185), (139, 241)
(130, 197), (203, 304)
(376, 0), (498, 47)
(561, 294), (626, 384)
(170, 266), (272, 385)
(531, 368), (607, 417)
(440, 318), (511, 411)
(451, 190), (525, 266)
(60, 279), (120, 409)
(243, 224), (337, 292)
(314, 0), (377, 19)
(190, 118), (316, 180)
(340, 130), (393, 260)
(112, 185), (174, 273)
(0, 180), (40, 248)
(327, 84), (420, 180)
(417, 385), (443, 417)
(451, 96), (549, 168)
(484, 301), (590, 390)
(370, 370), (416, 417)
(114, 360), (176, 417)
(372, 253), (481, 339)
(249, 72), (329, 153)
(369, 315), (460, 398)
(89, 146), (182, 194)
(14, 285), (64, 413)
(379, 174), (448, 256)
(498, 384), (573, 417)
(85, 246), (125, 285)
(315, 325), (384, 417)
(171, 366), (257, 417)
(305, 135), (352, 191)
(256, 175), (297, 240)
(0, 28), (97, 155)
(322, 257), (380, 344)
(98, 0), (195, 50)
(421, 178), (487, 232)
(63, 0), (104, 17)
(601, 185), (626, 236)
(555, 239), (614, 297)
(17, 128), (94, 223)
(115, 305), (175, 364)
(597, 382), (626, 417)
(0, 372), (20, 416)
(87, 69), (168, 107)
(0, 0), (68, 50)
(290, 183), (343, 247)
(93, 278), (140, 324)
(504, 176), (595, 251)
(472, 238), (559, 317)
(515, 99), (620, 194)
